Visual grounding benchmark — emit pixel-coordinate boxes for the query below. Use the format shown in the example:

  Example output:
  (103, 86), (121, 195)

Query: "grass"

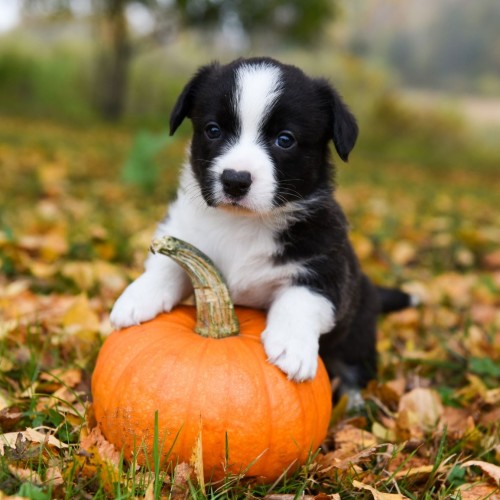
(0, 91), (499, 499)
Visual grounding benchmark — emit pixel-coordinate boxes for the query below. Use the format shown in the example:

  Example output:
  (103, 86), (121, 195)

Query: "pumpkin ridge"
(177, 337), (212, 462)
(94, 329), (157, 408)
(239, 334), (274, 475)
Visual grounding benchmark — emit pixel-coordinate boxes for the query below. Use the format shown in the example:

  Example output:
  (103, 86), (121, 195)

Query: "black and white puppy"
(110, 57), (412, 394)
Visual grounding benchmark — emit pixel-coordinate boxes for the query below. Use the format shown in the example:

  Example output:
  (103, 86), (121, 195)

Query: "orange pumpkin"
(92, 236), (332, 482)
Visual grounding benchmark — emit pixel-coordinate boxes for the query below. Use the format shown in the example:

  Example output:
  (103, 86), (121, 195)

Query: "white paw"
(110, 273), (177, 329)
(262, 326), (319, 382)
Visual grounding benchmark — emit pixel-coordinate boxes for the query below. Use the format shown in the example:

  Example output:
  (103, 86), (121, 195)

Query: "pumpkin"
(92, 236), (332, 482)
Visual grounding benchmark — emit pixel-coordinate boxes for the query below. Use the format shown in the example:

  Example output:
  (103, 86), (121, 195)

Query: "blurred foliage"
(176, 0), (337, 44)
(345, 0), (500, 95)
(121, 129), (172, 191)
(19, 0), (339, 119)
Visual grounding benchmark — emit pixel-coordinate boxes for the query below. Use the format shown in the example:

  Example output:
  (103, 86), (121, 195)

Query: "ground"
(0, 116), (498, 499)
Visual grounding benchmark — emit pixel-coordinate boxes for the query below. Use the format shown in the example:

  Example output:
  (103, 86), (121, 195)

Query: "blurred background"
(0, 0), (499, 287)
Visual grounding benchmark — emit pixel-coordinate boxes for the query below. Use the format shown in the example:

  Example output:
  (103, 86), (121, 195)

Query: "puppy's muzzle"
(221, 169), (252, 199)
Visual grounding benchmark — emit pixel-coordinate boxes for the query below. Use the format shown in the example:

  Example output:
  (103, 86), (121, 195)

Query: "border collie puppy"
(110, 57), (412, 395)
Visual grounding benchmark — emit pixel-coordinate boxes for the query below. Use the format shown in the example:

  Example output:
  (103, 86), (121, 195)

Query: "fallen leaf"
(334, 424), (378, 455)
(393, 465), (435, 483)
(352, 480), (409, 499)
(45, 466), (64, 486)
(8, 465), (43, 485)
(397, 388), (443, 439)
(457, 482), (500, 500)
(461, 460), (500, 485)
(189, 422), (205, 493)
(171, 462), (192, 499)
(80, 426), (120, 468)
(483, 249), (500, 270)
(62, 294), (100, 333)
(391, 240), (417, 265)
(144, 479), (155, 500)
(40, 368), (82, 388)
(0, 428), (69, 456)
(439, 406), (475, 439)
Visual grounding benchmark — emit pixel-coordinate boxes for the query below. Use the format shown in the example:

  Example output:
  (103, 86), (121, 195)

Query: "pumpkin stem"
(150, 236), (239, 338)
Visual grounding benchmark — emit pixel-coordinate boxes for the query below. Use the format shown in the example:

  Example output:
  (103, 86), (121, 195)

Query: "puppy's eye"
(276, 131), (296, 149)
(205, 122), (222, 140)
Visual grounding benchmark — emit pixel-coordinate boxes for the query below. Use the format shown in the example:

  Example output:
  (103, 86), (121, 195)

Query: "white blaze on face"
(212, 63), (283, 213)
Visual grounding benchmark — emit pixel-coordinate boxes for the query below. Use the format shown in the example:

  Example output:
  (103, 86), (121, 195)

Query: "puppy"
(110, 57), (413, 395)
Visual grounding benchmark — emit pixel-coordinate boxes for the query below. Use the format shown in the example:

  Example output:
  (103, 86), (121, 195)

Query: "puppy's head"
(170, 57), (358, 214)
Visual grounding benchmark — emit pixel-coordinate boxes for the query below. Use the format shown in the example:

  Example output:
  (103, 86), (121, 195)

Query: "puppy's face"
(170, 58), (358, 214)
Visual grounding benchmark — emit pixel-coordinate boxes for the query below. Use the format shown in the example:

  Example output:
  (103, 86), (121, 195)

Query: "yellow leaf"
(391, 241), (417, 265)
(190, 421), (205, 494)
(61, 262), (96, 291)
(353, 480), (409, 499)
(62, 294), (100, 333)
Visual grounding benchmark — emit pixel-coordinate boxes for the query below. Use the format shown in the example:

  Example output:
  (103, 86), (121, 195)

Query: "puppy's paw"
(110, 273), (177, 329)
(262, 326), (319, 382)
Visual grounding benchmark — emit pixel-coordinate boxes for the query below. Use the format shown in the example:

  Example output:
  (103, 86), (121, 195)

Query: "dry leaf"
(62, 294), (100, 333)
(0, 428), (69, 455)
(334, 424), (378, 455)
(144, 479), (155, 500)
(40, 368), (82, 388)
(439, 406), (475, 439)
(171, 462), (193, 500)
(352, 480), (409, 499)
(393, 465), (435, 483)
(457, 482), (500, 500)
(8, 465), (43, 485)
(79, 426), (121, 468)
(45, 466), (64, 486)
(461, 460), (500, 485)
(189, 423), (205, 493)
(397, 388), (443, 439)
(391, 240), (417, 265)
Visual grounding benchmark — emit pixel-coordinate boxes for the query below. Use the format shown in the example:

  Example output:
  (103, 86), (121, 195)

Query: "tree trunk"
(94, 0), (130, 121)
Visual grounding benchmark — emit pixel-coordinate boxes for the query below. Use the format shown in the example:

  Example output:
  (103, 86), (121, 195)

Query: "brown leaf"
(457, 482), (500, 500)
(0, 428), (69, 455)
(171, 462), (193, 500)
(461, 460), (500, 485)
(439, 406), (475, 440)
(39, 368), (82, 389)
(79, 426), (120, 468)
(0, 407), (23, 432)
(45, 466), (64, 486)
(8, 465), (43, 485)
(396, 388), (443, 440)
(334, 424), (378, 455)
(483, 249), (500, 270)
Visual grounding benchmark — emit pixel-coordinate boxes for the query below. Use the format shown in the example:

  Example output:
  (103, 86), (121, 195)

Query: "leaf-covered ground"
(0, 116), (499, 499)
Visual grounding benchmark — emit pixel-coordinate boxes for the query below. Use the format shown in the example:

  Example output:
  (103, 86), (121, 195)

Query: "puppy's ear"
(316, 80), (359, 162)
(169, 63), (218, 136)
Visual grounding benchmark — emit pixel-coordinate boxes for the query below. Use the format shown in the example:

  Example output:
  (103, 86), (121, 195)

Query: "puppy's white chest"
(159, 190), (298, 309)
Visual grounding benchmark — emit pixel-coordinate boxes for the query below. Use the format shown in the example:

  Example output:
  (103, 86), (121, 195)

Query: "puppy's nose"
(221, 169), (252, 198)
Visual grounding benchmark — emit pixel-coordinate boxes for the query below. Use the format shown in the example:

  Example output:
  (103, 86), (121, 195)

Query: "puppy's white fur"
(110, 63), (336, 381)
(211, 63), (282, 212)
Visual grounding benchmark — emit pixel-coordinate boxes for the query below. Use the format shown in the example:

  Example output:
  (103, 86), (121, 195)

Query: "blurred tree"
(21, 0), (338, 120)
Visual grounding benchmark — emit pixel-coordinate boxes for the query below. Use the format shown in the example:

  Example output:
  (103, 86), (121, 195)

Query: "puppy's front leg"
(110, 251), (191, 329)
(262, 286), (335, 382)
